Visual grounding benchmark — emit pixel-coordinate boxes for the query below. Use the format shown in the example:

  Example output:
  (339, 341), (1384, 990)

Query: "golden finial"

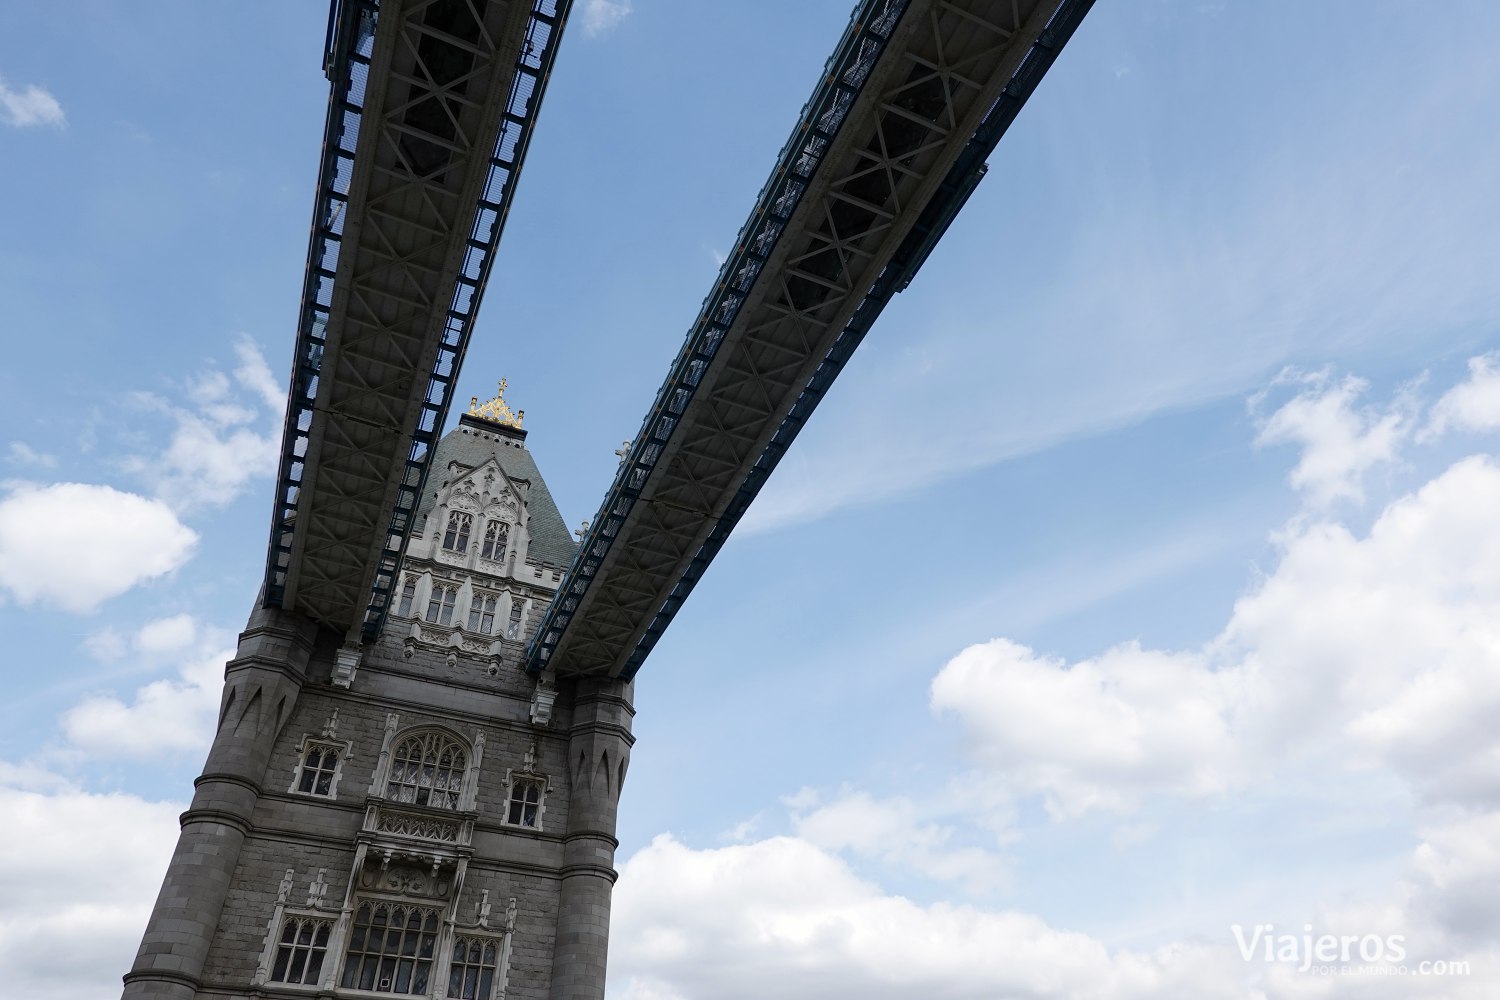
(467, 378), (525, 429)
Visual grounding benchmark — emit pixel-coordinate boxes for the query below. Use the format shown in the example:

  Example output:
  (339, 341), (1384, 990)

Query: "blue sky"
(4, 1), (1500, 997)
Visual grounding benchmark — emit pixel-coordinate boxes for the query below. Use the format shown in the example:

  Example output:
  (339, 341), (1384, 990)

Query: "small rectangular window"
(481, 520), (509, 561)
(448, 936), (500, 1000)
(468, 593), (498, 634)
(506, 602), (524, 640)
(506, 778), (543, 828)
(443, 511), (472, 553)
(396, 577), (416, 617)
(427, 584), (457, 625)
(296, 745), (339, 796)
(270, 915), (332, 985)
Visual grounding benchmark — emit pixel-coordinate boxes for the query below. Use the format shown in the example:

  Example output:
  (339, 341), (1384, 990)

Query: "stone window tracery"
(443, 511), (472, 553)
(505, 777), (544, 828)
(288, 713), (351, 800)
(481, 520), (508, 561)
(448, 936), (502, 1000)
(385, 731), (467, 809)
(426, 583), (458, 626)
(340, 901), (441, 994)
(269, 914), (332, 985)
(294, 744), (340, 796)
(468, 592), (498, 634)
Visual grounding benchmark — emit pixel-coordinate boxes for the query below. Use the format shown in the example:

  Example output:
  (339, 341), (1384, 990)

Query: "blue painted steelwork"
(528, 0), (1097, 679)
(265, 0), (575, 641)
(266, 0), (378, 614)
(525, 0), (914, 674)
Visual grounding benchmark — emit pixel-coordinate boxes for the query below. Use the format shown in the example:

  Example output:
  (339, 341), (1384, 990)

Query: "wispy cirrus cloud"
(122, 338), (283, 512)
(741, 17), (1500, 535)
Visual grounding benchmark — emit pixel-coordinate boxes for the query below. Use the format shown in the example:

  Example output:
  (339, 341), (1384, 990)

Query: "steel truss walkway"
(528, 0), (1095, 680)
(265, 0), (571, 643)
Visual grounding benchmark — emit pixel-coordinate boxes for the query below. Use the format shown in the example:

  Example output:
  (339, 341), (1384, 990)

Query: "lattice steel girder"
(269, 0), (570, 637)
(534, 0), (1074, 679)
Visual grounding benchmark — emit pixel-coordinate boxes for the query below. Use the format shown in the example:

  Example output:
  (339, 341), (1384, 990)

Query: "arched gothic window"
(270, 915), (332, 985)
(468, 592), (498, 634)
(296, 745), (339, 796)
(506, 601), (524, 640)
(443, 511), (472, 553)
(481, 520), (509, 561)
(426, 583), (458, 626)
(506, 777), (544, 828)
(396, 576), (416, 618)
(385, 731), (466, 809)
(448, 936), (501, 1000)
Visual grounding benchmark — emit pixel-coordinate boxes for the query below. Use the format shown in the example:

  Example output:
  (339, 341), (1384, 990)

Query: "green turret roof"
(414, 413), (577, 570)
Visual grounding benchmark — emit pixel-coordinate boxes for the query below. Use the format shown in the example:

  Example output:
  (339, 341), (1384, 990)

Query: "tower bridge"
(125, 1), (1095, 998)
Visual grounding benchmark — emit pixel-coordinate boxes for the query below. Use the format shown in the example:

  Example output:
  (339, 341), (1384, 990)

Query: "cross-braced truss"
(266, 0), (572, 640)
(528, 0), (1096, 680)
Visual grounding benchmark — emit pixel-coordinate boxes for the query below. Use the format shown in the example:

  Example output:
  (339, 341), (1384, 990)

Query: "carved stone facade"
(123, 413), (634, 1000)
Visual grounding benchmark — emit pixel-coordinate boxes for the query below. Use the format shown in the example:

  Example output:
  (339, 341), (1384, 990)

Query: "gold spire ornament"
(468, 378), (525, 429)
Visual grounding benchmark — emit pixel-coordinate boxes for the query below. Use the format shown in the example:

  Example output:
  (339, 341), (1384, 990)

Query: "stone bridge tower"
(123, 386), (633, 1000)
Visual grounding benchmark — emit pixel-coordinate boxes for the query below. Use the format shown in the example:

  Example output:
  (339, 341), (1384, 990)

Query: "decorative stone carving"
(376, 810), (461, 843)
(358, 859), (451, 899)
(530, 676), (556, 727)
(307, 868), (328, 908)
(331, 644), (361, 689)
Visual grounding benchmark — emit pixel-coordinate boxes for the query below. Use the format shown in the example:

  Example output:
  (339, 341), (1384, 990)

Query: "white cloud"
(0, 777), (181, 1000)
(233, 338), (285, 413)
(7, 441), (56, 468)
(125, 338), (282, 511)
(1251, 369), (1412, 507)
(62, 619), (231, 759)
(580, 0), (632, 37)
(932, 640), (1236, 817)
(82, 627), (128, 661)
(0, 482), (198, 612)
(1426, 351), (1500, 438)
(931, 453), (1500, 817)
(788, 788), (1011, 891)
(135, 613), (198, 654)
(610, 833), (1245, 1000)
(0, 77), (64, 127)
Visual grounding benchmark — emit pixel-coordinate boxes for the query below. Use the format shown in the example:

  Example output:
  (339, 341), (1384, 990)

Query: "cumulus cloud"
(933, 640), (1237, 817)
(610, 833), (1245, 1000)
(0, 778), (181, 1000)
(124, 337), (282, 511)
(932, 453), (1500, 816)
(580, 0), (632, 37)
(0, 482), (198, 612)
(1425, 351), (1500, 438)
(788, 788), (1011, 891)
(62, 616), (231, 758)
(0, 77), (64, 127)
(1251, 369), (1413, 507)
